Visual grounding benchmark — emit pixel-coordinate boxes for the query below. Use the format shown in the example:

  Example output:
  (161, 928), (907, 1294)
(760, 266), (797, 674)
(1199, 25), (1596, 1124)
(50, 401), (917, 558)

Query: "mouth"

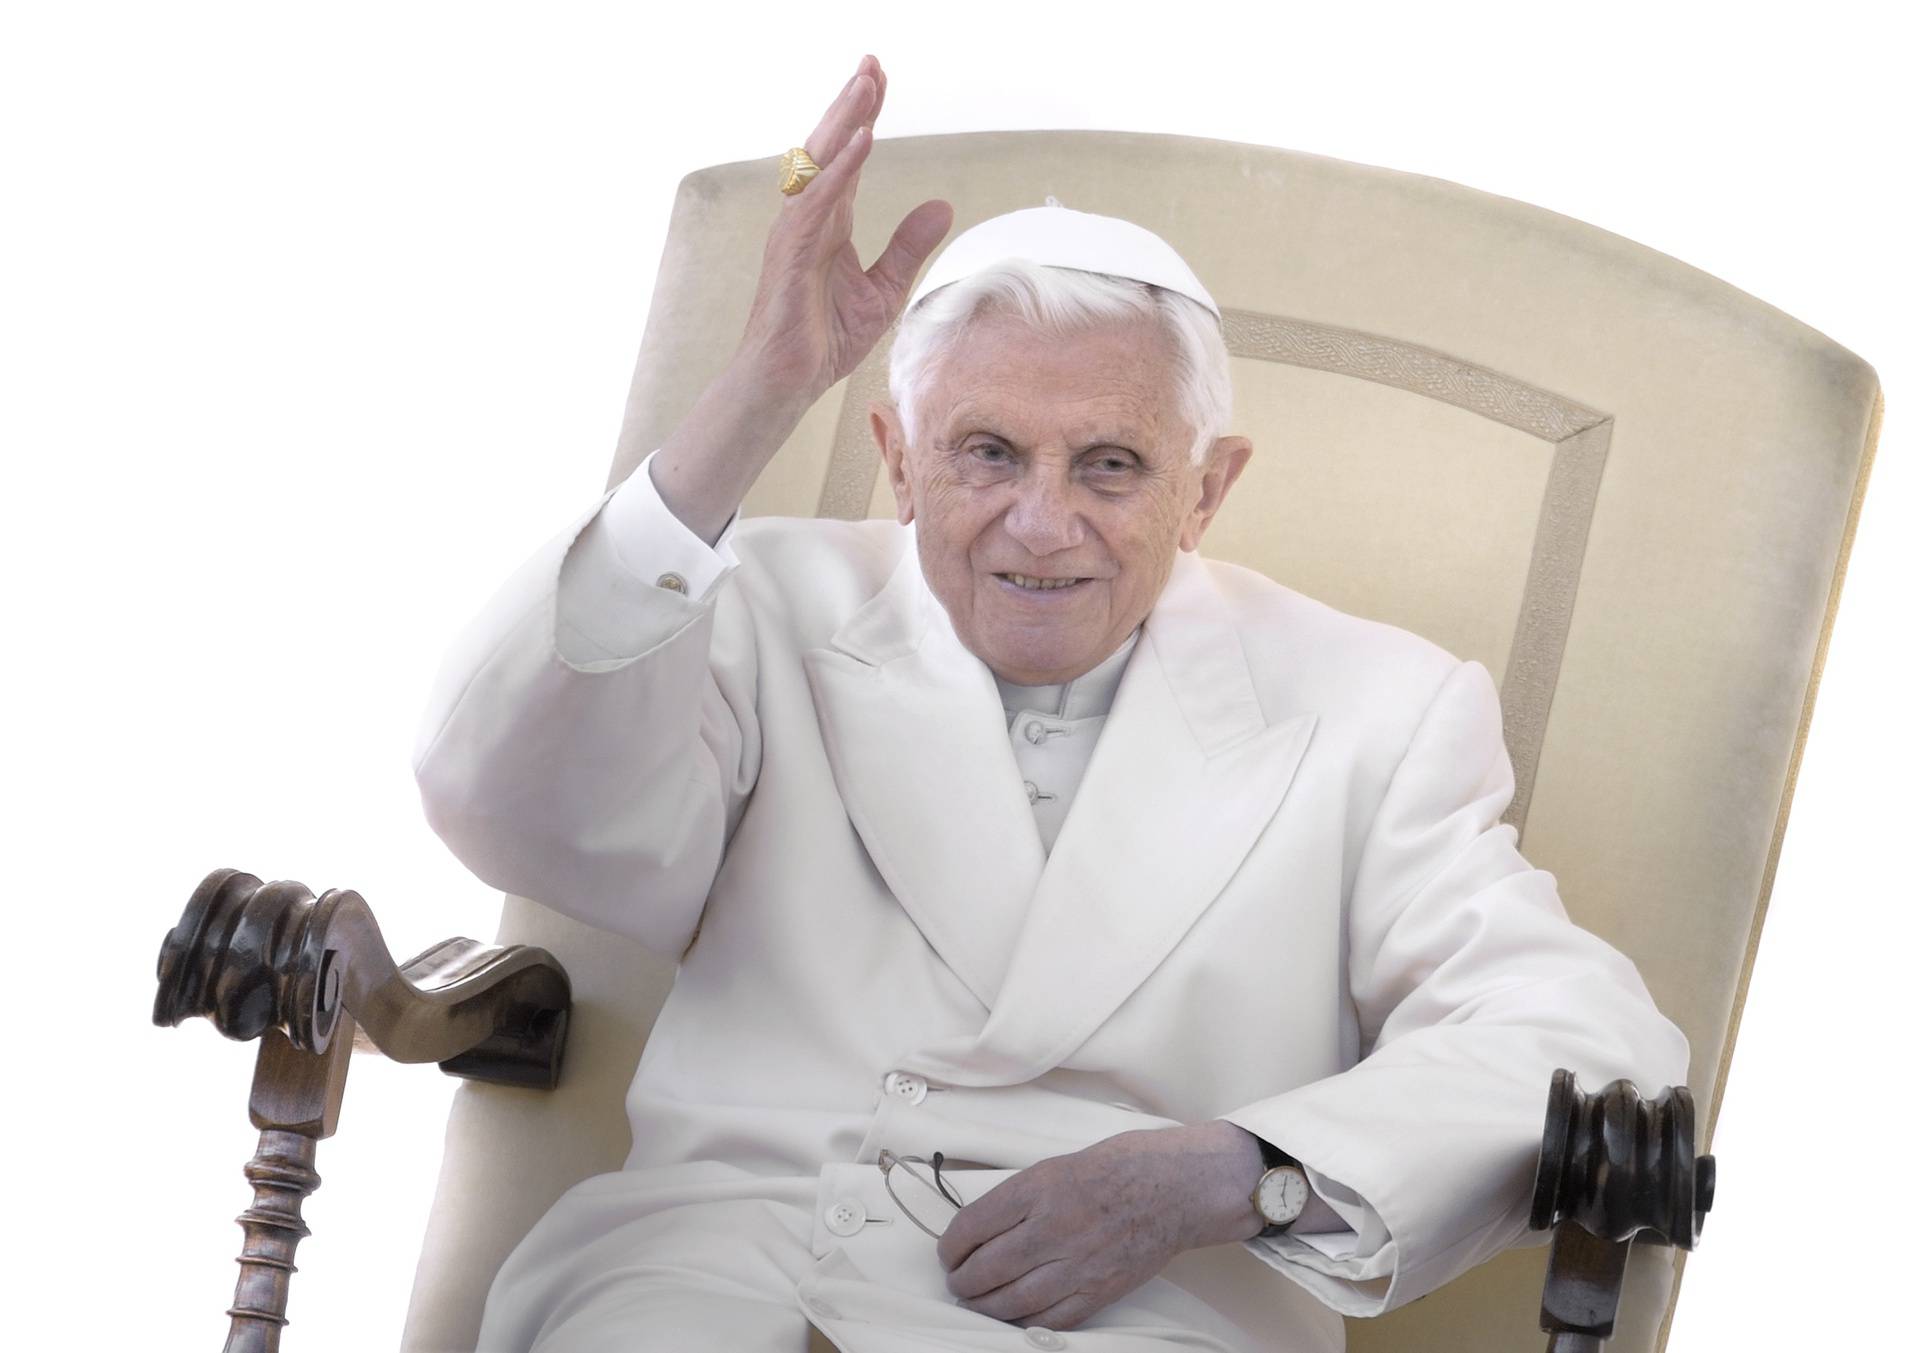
(995, 572), (1092, 593)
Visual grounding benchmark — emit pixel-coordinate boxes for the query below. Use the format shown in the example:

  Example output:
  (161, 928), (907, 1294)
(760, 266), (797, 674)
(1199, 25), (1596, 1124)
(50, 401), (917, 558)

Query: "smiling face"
(872, 305), (1252, 686)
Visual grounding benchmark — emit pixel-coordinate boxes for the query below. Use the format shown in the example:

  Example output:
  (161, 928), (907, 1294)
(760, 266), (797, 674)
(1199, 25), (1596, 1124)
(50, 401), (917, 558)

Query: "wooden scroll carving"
(1529, 1070), (1716, 1352)
(154, 867), (573, 1351)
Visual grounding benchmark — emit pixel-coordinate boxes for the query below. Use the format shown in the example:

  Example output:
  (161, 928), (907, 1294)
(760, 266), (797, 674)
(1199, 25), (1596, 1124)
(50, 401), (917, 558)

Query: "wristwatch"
(1249, 1136), (1310, 1238)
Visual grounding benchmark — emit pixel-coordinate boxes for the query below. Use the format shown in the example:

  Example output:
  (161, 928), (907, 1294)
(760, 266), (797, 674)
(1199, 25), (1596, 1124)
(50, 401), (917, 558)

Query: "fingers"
(937, 1178), (1029, 1271)
(944, 1219), (1038, 1300)
(866, 198), (955, 311)
(955, 1257), (1075, 1325)
(803, 56), (882, 169)
(796, 124), (873, 217)
(1019, 1293), (1102, 1332)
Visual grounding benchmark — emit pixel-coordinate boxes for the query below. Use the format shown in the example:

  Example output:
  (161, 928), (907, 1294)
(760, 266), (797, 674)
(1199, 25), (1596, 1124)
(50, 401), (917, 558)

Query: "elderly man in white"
(412, 55), (1688, 1353)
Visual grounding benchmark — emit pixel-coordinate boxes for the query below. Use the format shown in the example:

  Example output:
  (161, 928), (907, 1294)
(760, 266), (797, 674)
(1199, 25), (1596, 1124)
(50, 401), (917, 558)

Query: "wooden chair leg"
(224, 1020), (353, 1352)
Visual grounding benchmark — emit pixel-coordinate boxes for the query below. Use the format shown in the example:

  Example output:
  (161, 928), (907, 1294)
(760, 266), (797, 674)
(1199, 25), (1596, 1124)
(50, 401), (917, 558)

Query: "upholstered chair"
(395, 131), (1881, 1352)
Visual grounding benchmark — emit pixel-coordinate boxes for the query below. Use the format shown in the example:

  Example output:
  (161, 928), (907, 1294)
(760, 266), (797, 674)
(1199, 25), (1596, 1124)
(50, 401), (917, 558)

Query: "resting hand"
(936, 1122), (1266, 1330)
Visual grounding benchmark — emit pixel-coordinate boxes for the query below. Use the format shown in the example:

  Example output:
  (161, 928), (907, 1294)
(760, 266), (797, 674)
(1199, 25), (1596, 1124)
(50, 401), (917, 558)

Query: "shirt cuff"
(1245, 1164), (1397, 1315)
(599, 447), (741, 599)
(1225, 1115), (1397, 1312)
(1288, 1164), (1385, 1263)
(552, 449), (742, 669)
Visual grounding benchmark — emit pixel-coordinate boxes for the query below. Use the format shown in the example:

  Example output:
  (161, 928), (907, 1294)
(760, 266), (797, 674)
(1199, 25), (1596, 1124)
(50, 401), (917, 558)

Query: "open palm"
(738, 55), (954, 403)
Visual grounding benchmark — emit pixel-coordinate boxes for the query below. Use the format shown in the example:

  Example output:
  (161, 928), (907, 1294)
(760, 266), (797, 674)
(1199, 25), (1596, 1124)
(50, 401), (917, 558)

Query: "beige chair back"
(403, 131), (1881, 1352)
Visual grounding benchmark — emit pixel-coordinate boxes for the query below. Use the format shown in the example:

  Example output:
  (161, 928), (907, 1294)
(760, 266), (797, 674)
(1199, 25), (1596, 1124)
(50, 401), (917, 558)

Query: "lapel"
(805, 543), (1318, 1083)
(803, 537), (1047, 1014)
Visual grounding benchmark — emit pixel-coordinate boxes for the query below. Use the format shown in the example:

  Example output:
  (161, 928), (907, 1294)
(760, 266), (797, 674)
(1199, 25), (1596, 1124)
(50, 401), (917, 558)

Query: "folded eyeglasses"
(877, 1148), (969, 1238)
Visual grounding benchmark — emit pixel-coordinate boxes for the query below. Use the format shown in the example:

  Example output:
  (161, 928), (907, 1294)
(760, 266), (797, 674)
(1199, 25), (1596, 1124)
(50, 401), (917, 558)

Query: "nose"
(1001, 465), (1085, 556)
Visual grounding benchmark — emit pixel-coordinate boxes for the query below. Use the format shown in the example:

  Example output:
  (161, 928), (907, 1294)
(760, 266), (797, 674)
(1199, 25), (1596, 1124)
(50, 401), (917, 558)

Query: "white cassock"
(411, 451), (1689, 1352)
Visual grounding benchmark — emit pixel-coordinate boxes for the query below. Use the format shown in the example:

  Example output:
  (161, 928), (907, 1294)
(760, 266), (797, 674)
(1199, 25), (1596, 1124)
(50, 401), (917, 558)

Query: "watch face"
(1256, 1166), (1310, 1224)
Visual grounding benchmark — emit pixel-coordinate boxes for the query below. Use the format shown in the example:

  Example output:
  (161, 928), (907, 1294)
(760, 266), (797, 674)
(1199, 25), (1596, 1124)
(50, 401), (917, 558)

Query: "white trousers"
(477, 1163), (1345, 1353)
(508, 1195), (824, 1351)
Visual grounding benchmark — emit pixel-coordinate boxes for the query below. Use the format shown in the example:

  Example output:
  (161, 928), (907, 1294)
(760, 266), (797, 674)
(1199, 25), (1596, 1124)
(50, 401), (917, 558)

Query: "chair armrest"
(153, 866), (573, 1351)
(1529, 1071), (1715, 1350)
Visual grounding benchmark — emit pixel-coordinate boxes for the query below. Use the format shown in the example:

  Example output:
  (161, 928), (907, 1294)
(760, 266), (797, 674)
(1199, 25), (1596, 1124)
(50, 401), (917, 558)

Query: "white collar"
(992, 627), (1142, 721)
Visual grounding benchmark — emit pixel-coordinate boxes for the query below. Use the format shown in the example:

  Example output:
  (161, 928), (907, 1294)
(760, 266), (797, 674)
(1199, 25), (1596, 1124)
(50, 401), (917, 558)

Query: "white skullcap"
(905, 197), (1220, 319)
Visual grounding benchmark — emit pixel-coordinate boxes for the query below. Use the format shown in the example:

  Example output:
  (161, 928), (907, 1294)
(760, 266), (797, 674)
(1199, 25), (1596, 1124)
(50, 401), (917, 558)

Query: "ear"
(1179, 436), (1254, 552)
(870, 401), (916, 526)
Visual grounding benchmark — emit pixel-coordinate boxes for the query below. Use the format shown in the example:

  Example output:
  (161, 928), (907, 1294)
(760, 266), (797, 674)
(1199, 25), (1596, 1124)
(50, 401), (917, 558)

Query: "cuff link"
(655, 571), (688, 594)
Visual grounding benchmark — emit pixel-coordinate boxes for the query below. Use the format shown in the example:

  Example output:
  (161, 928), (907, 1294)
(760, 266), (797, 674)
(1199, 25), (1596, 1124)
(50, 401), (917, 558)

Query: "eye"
(1086, 449), (1138, 475)
(970, 440), (1012, 465)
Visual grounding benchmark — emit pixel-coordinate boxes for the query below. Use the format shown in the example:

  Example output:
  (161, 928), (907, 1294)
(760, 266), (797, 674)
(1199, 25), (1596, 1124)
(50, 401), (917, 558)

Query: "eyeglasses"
(878, 1148), (968, 1238)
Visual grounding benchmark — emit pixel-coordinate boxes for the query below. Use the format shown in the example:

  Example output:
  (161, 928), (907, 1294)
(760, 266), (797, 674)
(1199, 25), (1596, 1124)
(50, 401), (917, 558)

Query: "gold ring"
(779, 146), (823, 196)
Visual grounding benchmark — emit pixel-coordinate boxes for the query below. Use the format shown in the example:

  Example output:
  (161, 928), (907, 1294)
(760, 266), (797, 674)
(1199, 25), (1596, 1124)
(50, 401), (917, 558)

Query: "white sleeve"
(555, 448), (742, 667)
(1221, 660), (1689, 1316)
(412, 451), (762, 959)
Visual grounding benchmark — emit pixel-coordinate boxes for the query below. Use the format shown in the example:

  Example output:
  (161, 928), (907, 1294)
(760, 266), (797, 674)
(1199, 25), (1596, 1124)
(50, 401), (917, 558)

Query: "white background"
(4, 3), (1911, 1349)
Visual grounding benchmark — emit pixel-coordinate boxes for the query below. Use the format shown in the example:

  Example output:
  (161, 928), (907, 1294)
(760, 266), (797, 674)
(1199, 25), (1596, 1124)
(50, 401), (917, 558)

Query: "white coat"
(411, 480), (1690, 1352)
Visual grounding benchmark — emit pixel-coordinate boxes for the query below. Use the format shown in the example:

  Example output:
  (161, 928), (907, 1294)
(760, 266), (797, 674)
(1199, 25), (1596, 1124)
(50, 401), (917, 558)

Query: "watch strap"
(1255, 1136), (1297, 1171)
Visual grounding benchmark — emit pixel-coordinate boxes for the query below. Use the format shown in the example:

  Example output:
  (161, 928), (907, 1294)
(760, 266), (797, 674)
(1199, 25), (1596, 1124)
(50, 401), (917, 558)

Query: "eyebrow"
(947, 424), (1147, 454)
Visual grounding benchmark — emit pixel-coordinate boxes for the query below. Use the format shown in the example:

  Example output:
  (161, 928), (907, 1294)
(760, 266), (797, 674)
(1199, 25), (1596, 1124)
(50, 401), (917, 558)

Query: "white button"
(1024, 721), (1047, 744)
(882, 1070), (929, 1105)
(804, 1294), (842, 1321)
(824, 1198), (867, 1237)
(1026, 1329), (1067, 1349)
(655, 571), (688, 593)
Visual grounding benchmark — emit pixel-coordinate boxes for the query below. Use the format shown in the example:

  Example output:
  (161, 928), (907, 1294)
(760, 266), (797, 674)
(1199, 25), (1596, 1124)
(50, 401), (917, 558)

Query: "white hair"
(886, 259), (1233, 466)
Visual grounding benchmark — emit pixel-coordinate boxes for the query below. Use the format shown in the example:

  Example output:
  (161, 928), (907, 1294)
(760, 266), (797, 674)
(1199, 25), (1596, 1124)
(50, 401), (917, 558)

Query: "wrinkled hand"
(738, 54), (954, 405)
(936, 1123), (1265, 1330)
(649, 55), (954, 543)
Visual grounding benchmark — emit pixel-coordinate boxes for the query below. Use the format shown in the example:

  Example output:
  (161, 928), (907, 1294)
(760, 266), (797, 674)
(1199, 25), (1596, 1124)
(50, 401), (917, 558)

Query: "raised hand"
(739, 54), (955, 404)
(650, 54), (953, 544)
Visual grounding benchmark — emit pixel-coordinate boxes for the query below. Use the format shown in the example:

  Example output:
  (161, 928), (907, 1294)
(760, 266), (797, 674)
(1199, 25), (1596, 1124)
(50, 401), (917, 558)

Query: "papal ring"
(779, 146), (823, 196)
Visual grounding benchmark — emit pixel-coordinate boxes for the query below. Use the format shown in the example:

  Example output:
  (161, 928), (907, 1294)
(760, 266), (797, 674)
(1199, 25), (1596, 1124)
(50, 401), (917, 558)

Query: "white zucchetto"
(906, 198), (1220, 319)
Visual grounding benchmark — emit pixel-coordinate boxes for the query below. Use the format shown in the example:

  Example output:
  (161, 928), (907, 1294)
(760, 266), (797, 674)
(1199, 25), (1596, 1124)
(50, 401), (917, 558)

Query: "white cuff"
(1223, 1125), (1397, 1315)
(1245, 1168), (1398, 1316)
(552, 449), (743, 669)
(600, 448), (740, 598)
(1286, 1164), (1389, 1264)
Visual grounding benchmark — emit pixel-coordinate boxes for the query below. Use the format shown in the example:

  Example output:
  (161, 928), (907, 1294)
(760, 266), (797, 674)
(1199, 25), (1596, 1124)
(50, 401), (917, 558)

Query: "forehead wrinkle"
(920, 315), (1183, 452)
(935, 388), (1167, 450)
